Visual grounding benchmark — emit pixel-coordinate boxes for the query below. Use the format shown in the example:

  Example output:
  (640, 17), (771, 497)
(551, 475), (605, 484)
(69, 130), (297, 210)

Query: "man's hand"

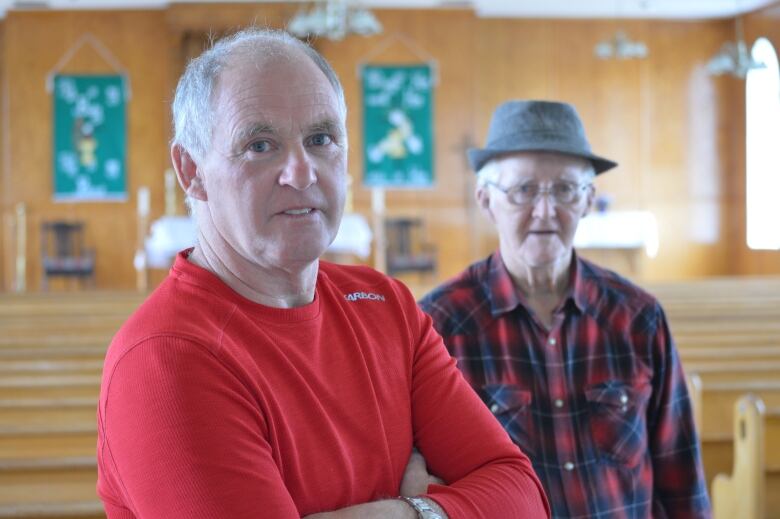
(300, 451), (448, 519)
(400, 449), (445, 497)
(301, 499), (416, 519)
(301, 497), (448, 519)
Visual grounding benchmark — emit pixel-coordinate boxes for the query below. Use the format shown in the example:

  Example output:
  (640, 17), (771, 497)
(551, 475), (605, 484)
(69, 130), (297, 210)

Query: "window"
(746, 37), (780, 250)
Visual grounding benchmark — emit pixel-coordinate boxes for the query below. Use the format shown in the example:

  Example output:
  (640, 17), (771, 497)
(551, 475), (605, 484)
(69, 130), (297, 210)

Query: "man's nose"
(531, 190), (557, 218)
(278, 145), (317, 190)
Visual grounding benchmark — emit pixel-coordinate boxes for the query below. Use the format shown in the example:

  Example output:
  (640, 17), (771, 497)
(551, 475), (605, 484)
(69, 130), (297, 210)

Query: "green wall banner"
(53, 74), (127, 201)
(362, 64), (434, 188)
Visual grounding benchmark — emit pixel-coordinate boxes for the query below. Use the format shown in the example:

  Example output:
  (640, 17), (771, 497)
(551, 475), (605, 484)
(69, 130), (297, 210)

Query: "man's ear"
(475, 187), (495, 222)
(171, 144), (207, 201)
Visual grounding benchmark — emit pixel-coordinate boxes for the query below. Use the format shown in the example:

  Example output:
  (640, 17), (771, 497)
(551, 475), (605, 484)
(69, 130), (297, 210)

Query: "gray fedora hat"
(467, 100), (617, 174)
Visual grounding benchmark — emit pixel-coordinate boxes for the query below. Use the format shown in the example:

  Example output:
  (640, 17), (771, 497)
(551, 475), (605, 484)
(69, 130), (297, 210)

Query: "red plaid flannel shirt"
(419, 252), (711, 519)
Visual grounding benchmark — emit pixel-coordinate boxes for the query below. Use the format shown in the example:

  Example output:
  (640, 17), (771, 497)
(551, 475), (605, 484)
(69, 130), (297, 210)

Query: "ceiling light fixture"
(594, 30), (649, 60)
(287, 0), (382, 41)
(706, 17), (765, 78)
(593, 0), (649, 61)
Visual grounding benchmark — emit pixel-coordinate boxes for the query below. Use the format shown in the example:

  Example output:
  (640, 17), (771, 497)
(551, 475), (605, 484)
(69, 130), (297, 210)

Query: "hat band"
(488, 131), (593, 154)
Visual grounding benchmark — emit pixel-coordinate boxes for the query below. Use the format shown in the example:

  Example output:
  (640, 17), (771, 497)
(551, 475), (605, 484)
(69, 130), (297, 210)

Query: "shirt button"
(548, 337), (557, 346)
(563, 462), (575, 471)
(490, 403), (501, 413)
(554, 399), (564, 408)
(620, 393), (629, 404)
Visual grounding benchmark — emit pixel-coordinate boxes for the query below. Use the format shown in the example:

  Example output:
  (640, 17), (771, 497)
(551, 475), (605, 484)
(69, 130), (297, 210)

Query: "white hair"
(475, 160), (502, 189)
(171, 28), (347, 218)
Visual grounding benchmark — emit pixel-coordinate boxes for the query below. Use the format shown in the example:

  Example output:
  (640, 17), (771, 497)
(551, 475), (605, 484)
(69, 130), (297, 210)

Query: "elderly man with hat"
(419, 100), (710, 518)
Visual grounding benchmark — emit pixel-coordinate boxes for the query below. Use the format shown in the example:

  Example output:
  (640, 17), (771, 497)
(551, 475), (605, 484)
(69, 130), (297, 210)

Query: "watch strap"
(398, 496), (443, 519)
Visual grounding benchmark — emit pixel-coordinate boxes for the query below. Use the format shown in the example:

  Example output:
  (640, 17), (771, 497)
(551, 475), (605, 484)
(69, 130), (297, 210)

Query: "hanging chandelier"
(706, 18), (765, 78)
(287, 0), (383, 41)
(594, 31), (648, 60)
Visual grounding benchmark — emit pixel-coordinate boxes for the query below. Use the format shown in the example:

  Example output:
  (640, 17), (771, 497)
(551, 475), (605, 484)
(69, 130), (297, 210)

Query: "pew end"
(712, 393), (765, 519)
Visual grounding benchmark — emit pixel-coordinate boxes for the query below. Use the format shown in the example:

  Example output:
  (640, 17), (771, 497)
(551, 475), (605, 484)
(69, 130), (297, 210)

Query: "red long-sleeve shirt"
(97, 251), (549, 518)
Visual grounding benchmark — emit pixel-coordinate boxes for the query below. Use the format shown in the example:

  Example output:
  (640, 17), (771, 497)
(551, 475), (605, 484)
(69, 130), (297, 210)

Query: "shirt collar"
(485, 250), (592, 317)
(485, 252), (524, 316)
(569, 252), (592, 314)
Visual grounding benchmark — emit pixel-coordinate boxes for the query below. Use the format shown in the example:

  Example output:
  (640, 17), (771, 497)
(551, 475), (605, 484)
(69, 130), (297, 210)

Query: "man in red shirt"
(96, 29), (549, 519)
(419, 100), (710, 518)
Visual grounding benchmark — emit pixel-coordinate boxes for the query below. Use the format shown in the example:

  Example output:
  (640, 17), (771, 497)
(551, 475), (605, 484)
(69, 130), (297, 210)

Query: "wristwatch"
(398, 496), (443, 519)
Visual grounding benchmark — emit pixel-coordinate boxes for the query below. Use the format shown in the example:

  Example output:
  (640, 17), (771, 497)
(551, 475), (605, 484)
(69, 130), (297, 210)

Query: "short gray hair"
(171, 27), (347, 163)
(475, 160), (502, 189)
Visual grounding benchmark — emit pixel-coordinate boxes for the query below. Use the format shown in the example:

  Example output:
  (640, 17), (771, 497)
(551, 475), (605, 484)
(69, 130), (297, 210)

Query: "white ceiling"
(2, 0), (777, 20)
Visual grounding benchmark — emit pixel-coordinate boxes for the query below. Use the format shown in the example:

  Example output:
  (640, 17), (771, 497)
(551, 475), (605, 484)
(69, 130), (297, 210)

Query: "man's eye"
(249, 141), (271, 153)
(553, 183), (575, 195)
(308, 133), (333, 146)
(517, 184), (539, 196)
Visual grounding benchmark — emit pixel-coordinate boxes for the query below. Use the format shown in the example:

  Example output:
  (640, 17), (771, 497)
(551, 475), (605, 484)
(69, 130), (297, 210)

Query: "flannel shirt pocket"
(585, 379), (651, 467)
(481, 384), (536, 457)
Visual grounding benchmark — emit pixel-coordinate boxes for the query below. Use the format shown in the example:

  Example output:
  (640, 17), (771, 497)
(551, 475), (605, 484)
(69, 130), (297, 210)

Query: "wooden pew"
(0, 292), (143, 346)
(688, 376), (780, 518)
(680, 345), (780, 362)
(0, 293), (140, 518)
(695, 380), (780, 460)
(766, 407), (780, 518)
(647, 276), (780, 299)
(710, 396), (780, 519)
(684, 360), (780, 383)
(0, 386), (103, 518)
(0, 360), (102, 376)
(2, 278), (774, 517)
(711, 394), (764, 519)
(649, 277), (780, 364)
(687, 375), (773, 467)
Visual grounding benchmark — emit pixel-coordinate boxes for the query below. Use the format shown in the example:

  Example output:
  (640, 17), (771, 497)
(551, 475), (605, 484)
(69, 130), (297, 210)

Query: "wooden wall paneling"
(0, 20), (6, 291)
(3, 10), (172, 291)
(638, 20), (733, 280)
(164, 1), (299, 226)
(164, 6), (482, 281)
(0, 5), (757, 289)
(548, 19), (646, 278)
(310, 25), (381, 267)
(471, 19), (556, 264)
(551, 19), (644, 211)
(164, 2), (293, 34)
(717, 71), (744, 274)
(160, 3), (297, 267)
(474, 19), (555, 105)
(468, 18), (735, 282)
(320, 9), (479, 281)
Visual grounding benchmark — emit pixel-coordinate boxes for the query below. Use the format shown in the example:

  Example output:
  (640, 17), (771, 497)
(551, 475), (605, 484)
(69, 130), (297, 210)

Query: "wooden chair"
(40, 221), (96, 290)
(384, 217), (436, 278)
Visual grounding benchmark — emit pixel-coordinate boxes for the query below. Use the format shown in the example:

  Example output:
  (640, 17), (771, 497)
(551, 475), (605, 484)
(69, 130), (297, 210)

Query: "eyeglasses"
(485, 180), (591, 206)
